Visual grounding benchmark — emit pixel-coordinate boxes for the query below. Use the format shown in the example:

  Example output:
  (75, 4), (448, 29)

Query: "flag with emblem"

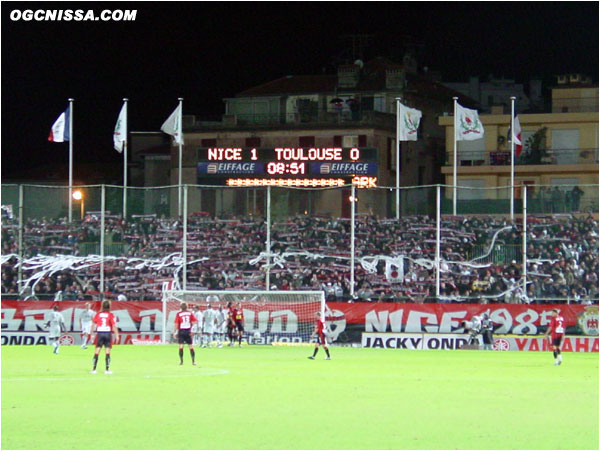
(455, 103), (484, 141)
(398, 103), (422, 141)
(385, 258), (404, 283)
(161, 103), (184, 145)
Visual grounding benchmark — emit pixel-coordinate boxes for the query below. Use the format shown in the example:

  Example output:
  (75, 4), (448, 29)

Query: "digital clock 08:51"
(266, 162), (306, 175)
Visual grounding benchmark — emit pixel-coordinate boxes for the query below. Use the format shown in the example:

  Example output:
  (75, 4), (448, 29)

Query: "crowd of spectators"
(1, 210), (598, 304)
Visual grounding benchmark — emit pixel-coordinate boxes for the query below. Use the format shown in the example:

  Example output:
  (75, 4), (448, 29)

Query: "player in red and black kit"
(174, 302), (197, 365)
(226, 301), (236, 346)
(308, 312), (331, 360)
(234, 302), (244, 347)
(544, 308), (565, 365)
(90, 300), (120, 375)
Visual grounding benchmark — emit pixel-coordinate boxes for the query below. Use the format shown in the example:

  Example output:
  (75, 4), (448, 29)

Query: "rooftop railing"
(447, 148), (599, 166)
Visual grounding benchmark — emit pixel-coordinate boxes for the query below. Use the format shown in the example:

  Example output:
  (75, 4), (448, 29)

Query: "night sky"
(2, 2), (598, 180)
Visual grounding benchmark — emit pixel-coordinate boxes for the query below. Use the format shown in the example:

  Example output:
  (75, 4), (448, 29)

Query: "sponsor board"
(312, 162), (377, 175)
(361, 333), (598, 352)
(198, 162), (264, 175)
(362, 333), (471, 350)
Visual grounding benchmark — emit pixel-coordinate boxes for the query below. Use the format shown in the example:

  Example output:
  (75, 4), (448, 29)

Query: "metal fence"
(1, 183), (598, 305)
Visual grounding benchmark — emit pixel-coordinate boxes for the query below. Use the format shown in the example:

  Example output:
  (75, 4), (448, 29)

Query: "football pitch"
(1, 344), (598, 450)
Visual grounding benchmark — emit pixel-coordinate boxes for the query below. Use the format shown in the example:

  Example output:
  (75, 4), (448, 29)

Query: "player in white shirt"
(45, 305), (66, 354)
(215, 305), (227, 348)
(202, 304), (217, 347)
(80, 302), (95, 349)
(192, 305), (203, 346)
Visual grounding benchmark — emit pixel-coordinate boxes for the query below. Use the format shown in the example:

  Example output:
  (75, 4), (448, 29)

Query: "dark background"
(2, 2), (598, 179)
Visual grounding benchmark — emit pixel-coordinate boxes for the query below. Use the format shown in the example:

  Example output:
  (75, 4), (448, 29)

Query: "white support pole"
(68, 98), (74, 223)
(266, 186), (271, 291)
(510, 96), (516, 221)
(350, 184), (356, 298)
(395, 97), (402, 219)
(453, 97), (458, 216)
(177, 98), (183, 218)
(162, 294), (167, 344)
(435, 185), (441, 298)
(522, 185), (527, 298)
(100, 184), (105, 300)
(183, 185), (188, 291)
(17, 184), (23, 292)
(122, 98), (129, 220)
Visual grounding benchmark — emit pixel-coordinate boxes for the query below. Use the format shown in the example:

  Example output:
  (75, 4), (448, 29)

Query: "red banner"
(1, 301), (598, 346)
(325, 302), (598, 337)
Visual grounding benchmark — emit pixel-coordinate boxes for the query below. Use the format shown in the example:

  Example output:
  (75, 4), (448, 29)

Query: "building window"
(458, 139), (486, 166)
(342, 136), (359, 147)
(457, 179), (485, 200)
(551, 129), (579, 164)
(418, 166), (425, 185)
(362, 96), (374, 111)
(374, 96), (385, 112)
(341, 135), (367, 147)
(246, 137), (261, 147)
(299, 136), (315, 147)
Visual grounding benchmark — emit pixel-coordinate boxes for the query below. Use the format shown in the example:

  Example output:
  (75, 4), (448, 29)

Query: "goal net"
(161, 290), (325, 345)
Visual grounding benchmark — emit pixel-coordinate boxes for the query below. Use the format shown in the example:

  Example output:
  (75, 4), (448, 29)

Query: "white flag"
(161, 103), (184, 145)
(385, 258), (404, 283)
(113, 102), (127, 153)
(398, 103), (422, 141)
(455, 103), (484, 141)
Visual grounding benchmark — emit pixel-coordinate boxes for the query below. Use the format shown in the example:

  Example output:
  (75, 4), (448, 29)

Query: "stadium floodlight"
(161, 290), (325, 345)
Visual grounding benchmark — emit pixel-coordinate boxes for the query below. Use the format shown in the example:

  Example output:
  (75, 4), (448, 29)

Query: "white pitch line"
(2, 368), (230, 382)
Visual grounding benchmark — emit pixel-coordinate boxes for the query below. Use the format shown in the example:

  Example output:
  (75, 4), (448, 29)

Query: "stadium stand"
(2, 212), (598, 304)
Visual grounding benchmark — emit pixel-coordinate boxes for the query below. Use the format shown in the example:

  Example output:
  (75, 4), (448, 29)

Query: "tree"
(518, 127), (548, 164)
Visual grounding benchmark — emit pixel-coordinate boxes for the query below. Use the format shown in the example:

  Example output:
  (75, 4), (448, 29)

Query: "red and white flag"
(509, 115), (523, 157)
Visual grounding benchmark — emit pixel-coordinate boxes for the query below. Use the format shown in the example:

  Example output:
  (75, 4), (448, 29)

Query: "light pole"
(72, 190), (84, 220)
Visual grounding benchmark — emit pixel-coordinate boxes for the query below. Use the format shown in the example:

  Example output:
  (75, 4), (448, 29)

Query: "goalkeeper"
(308, 312), (331, 360)
(463, 314), (482, 346)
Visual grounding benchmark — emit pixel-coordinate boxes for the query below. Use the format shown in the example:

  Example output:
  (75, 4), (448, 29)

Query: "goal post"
(161, 290), (325, 344)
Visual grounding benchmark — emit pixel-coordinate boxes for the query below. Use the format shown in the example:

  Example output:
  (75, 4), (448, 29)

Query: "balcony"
(447, 148), (599, 167)
(551, 97), (599, 113)
(195, 108), (397, 130)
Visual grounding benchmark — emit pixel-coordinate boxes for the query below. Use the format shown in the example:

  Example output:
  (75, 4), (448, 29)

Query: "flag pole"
(178, 97), (183, 217)
(453, 97), (458, 216)
(68, 98), (74, 223)
(510, 96), (516, 221)
(395, 97), (401, 219)
(350, 184), (356, 298)
(435, 184), (441, 299)
(123, 98), (129, 220)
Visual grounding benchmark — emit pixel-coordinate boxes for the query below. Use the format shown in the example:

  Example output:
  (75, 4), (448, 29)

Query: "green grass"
(1, 344), (598, 450)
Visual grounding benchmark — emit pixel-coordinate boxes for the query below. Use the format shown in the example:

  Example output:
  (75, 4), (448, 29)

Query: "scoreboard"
(197, 147), (378, 187)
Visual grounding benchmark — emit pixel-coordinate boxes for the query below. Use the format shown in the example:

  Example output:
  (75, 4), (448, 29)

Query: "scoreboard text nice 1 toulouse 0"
(197, 147), (378, 188)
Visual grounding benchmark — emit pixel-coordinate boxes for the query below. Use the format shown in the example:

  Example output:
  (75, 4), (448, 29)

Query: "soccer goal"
(161, 290), (325, 344)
